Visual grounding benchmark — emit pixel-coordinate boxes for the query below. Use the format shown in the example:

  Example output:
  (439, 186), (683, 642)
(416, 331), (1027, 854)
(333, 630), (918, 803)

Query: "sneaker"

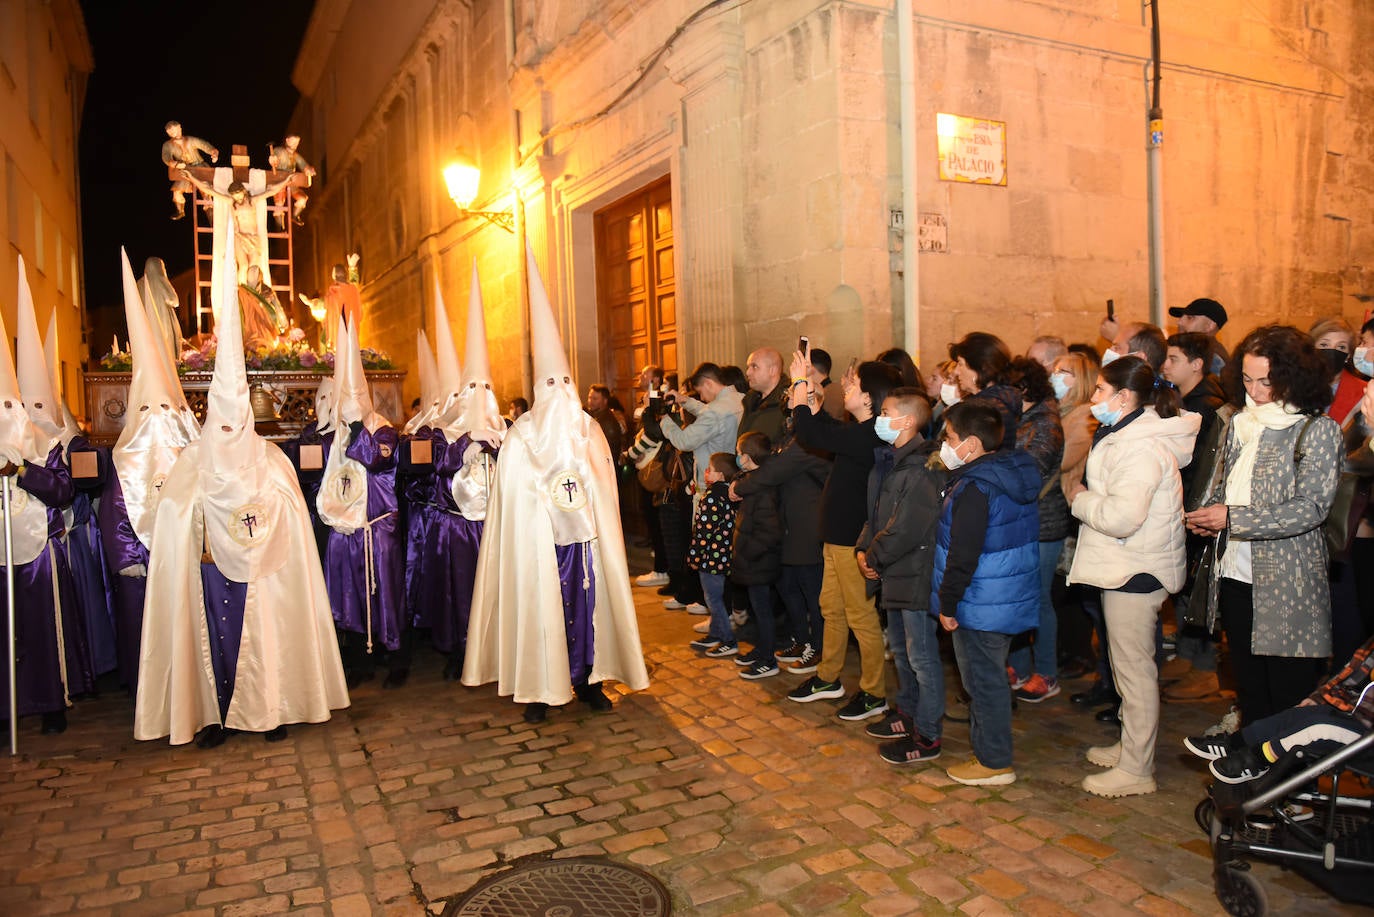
(689, 638), (721, 652)
(1164, 669), (1222, 701)
(880, 735), (942, 765)
(663, 598), (687, 610)
(1085, 743), (1120, 768)
(692, 620), (711, 634)
(656, 584), (676, 596)
(787, 676), (845, 703)
(866, 709), (913, 739)
(1210, 748), (1269, 784)
(775, 641), (806, 663)
(704, 642), (739, 658)
(786, 645), (819, 675)
(1082, 767), (1156, 798)
(1008, 666), (1030, 691)
(1184, 734), (1236, 761)
(740, 661), (779, 680)
(1203, 705), (1241, 737)
(685, 603), (709, 615)
(635, 571), (669, 587)
(837, 691), (889, 722)
(1013, 674), (1060, 704)
(946, 757), (1016, 786)
(734, 650), (760, 667)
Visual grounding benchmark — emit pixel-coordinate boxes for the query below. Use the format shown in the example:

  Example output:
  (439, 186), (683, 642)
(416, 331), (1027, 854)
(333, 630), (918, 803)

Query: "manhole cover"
(443, 856), (671, 917)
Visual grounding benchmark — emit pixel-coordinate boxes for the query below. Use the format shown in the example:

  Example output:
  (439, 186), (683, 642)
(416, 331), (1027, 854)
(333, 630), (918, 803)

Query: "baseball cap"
(1167, 297), (1227, 328)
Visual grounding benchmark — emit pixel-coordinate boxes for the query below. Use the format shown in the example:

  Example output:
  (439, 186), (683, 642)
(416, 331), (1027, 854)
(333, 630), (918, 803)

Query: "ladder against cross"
(174, 144), (312, 336)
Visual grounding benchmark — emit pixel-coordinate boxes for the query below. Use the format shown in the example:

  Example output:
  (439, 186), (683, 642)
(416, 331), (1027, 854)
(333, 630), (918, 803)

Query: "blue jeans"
(951, 627), (1014, 769)
(699, 572), (733, 644)
(778, 563), (823, 652)
(747, 582), (777, 660)
(893, 610), (945, 740)
(1009, 539), (1063, 680)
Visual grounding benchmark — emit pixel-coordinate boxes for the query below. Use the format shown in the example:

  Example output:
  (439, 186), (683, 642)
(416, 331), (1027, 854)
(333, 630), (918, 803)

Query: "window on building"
(55, 235), (64, 293)
(70, 251), (79, 308)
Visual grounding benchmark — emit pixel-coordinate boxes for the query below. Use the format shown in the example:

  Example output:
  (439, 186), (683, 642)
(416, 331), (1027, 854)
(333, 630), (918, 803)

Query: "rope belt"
(360, 511), (395, 653)
(48, 542), (70, 707)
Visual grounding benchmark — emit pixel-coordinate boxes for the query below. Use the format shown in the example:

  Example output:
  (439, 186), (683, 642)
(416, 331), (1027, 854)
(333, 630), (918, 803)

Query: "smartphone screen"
(1106, 298), (1115, 320)
(798, 335), (809, 356)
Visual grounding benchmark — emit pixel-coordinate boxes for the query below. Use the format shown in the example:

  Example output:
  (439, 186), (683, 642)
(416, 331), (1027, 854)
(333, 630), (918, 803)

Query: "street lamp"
(442, 150), (514, 233)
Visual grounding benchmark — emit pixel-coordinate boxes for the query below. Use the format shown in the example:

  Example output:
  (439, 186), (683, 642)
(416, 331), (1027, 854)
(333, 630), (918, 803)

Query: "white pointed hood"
(0, 289), (40, 466)
(526, 242), (580, 413)
(401, 329), (439, 434)
(333, 314), (385, 433)
(43, 309), (82, 447)
(202, 219), (263, 473)
(431, 281), (464, 425)
(314, 376), (336, 435)
(113, 247), (200, 548)
(442, 260), (504, 438)
(15, 255), (61, 447)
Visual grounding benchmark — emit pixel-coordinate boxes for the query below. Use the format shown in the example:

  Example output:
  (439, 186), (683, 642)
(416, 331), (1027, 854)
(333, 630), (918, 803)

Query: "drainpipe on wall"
(1146, 0), (1165, 326)
(897, 0), (920, 357)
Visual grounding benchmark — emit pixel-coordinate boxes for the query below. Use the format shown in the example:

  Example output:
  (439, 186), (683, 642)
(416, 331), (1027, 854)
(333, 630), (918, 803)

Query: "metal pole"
(4, 473), (17, 756)
(1145, 0), (1165, 326)
(897, 0), (920, 357)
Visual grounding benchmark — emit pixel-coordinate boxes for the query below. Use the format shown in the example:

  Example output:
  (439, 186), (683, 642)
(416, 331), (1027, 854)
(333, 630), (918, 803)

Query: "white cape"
(133, 442), (349, 744)
(463, 414), (649, 705)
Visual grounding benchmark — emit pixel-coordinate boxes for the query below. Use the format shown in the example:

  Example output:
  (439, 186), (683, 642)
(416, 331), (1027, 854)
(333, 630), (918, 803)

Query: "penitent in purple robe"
(96, 470), (150, 693)
(0, 445), (95, 717)
(322, 425), (404, 651)
(556, 543), (596, 681)
(67, 442), (117, 676)
(399, 429), (435, 635)
(409, 429), (488, 655)
(282, 423), (335, 560)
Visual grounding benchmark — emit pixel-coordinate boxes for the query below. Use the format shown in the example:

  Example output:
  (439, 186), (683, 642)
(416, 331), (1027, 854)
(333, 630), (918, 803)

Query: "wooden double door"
(594, 178), (676, 415)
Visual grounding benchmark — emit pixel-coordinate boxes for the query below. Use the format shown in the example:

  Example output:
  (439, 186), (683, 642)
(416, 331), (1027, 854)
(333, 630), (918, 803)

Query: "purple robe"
(95, 471), (150, 693)
(557, 543), (596, 681)
(68, 489), (117, 676)
(322, 425), (404, 651)
(410, 430), (489, 654)
(0, 445), (95, 717)
(201, 565), (248, 719)
(400, 430), (435, 634)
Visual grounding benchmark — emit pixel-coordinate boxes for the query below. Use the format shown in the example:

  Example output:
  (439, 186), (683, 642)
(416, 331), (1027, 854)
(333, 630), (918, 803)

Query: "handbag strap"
(1293, 414), (1319, 466)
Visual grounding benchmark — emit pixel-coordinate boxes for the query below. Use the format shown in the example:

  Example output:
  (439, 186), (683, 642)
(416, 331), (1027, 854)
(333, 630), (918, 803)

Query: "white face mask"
(939, 383), (961, 406)
(1100, 348), (1122, 367)
(1355, 347), (1374, 377)
(1050, 373), (1071, 401)
(940, 439), (967, 470)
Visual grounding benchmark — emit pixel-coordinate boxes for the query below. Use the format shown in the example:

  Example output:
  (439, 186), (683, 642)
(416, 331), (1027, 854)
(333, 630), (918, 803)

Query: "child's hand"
(939, 613), (958, 632)
(727, 481), (742, 502)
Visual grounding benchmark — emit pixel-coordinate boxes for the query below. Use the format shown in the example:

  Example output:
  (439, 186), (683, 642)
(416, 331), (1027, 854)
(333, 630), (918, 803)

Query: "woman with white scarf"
(1186, 325), (1341, 728)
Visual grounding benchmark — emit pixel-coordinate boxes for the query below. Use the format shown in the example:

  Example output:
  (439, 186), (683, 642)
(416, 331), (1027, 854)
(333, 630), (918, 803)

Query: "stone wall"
(289, 0), (1374, 403)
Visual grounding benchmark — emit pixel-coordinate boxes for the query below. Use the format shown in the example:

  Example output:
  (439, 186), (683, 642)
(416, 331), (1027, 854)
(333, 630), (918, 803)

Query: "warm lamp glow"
(443, 152), (481, 210)
(936, 112), (958, 138)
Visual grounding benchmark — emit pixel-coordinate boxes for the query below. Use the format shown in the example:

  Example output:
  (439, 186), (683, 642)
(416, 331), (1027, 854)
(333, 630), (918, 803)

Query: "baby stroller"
(1196, 710), (1374, 914)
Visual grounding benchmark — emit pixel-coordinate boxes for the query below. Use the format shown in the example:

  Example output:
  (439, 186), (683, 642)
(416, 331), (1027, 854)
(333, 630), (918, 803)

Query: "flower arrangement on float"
(98, 325), (393, 374)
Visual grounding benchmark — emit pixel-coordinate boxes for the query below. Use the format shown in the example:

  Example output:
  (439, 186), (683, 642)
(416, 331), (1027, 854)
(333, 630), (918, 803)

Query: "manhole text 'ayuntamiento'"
(444, 856), (671, 917)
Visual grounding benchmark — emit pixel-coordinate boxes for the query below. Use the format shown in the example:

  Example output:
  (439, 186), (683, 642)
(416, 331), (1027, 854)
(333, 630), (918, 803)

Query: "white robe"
(133, 441), (349, 745)
(463, 413), (649, 705)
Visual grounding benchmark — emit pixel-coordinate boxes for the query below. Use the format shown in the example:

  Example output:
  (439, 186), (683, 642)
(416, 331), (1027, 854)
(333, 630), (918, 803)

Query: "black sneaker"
(787, 676), (845, 703)
(739, 661), (779, 680)
(879, 735), (941, 765)
(1071, 680), (1120, 707)
(689, 638), (722, 652)
(704, 642), (739, 659)
(1210, 748), (1269, 784)
(775, 641), (806, 663)
(1184, 734), (1238, 761)
(865, 709), (913, 739)
(837, 691), (889, 722)
(735, 649), (763, 667)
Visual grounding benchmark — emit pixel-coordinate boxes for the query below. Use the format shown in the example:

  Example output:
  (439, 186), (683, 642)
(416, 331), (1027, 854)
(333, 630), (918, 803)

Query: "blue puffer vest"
(929, 449), (1041, 634)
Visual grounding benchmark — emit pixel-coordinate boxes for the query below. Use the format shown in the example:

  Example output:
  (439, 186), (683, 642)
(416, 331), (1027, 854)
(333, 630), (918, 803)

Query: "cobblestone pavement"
(0, 578), (1358, 916)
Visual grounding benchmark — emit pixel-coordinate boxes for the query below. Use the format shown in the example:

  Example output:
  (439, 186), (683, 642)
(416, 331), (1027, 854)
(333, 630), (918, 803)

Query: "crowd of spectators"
(599, 300), (1374, 795)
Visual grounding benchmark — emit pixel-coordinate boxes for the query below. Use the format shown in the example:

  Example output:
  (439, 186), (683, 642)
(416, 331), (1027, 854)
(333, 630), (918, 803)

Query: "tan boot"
(1086, 743), (1120, 768)
(1083, 767), (1156, 798)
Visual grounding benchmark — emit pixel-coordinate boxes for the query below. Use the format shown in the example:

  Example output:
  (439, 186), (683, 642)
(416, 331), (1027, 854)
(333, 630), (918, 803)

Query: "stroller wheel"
(1216, 865), (1267, 917)
(1195, 797), (1216, 835)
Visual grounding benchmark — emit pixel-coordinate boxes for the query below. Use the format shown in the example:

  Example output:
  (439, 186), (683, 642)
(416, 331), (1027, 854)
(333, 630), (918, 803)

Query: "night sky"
(77, 0), (315, 347)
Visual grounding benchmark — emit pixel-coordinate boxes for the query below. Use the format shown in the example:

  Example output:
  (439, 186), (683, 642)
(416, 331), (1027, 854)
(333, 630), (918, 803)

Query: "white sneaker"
(663, 598), (687, 610)
(685, 603), (708, 615)
(692, 620), (710, 634)
(635, 571), (669, 587)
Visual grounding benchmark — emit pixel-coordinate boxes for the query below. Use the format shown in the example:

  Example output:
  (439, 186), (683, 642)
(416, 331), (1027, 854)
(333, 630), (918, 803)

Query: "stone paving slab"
(0, 582), (1362, 915)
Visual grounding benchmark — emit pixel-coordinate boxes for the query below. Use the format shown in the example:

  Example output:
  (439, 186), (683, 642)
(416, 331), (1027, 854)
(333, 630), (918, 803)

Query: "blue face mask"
(1355, 347), (1374, 377)
(874, 416), (902, 444)
(1090, 399), (1122, 426)
(736, 454), (746, 470)
(1050, 373), (1071, 401)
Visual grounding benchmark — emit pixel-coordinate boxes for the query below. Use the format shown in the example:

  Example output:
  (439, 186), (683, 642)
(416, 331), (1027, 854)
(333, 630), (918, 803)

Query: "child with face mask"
(855, 389), (947, 764)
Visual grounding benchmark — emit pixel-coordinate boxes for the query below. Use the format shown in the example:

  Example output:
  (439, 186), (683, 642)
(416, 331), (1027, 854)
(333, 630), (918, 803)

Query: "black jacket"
(730, 467), (783, 585)
(792, 407), (884, 546)
(856, 439), (945, 611)
(738, 383), (789, 444)
(733, 439), (830, 565)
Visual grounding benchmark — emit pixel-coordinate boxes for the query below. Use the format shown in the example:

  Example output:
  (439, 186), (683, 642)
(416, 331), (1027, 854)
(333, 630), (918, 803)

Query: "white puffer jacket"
(1068, 407), (1200, 593)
